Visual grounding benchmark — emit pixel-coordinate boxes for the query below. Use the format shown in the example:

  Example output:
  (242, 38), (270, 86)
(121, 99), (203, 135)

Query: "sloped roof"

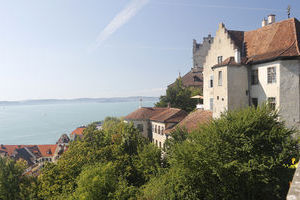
(37, 145), (57, 157)
(213, 57), (240, 68)
(150, 108), (187, 123)
(0, 144), (57, 157)
(71, 127), (86, 136)
(124, 107), (170, 120)
(169, 70), (203, 88)
(227, 18), (300, 64)
(165, 109), (212, 134)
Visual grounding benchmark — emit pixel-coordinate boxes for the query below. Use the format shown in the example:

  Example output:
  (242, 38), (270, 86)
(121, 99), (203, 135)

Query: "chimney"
(262, 18), (267, 27)
(234, 49), (241, 63)
(268, 14), (275, 24)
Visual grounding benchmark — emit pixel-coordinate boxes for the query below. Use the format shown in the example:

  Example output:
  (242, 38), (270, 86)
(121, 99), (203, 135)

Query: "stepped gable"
(124, 107), (169, 120)
(150, 108), (187, 123)
(226, 18), (300, 64)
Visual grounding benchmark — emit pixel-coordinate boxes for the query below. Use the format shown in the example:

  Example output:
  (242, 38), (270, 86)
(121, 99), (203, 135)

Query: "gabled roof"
(150, 108), (187, 123)
(37, 145), (57, 157)
(124, 107), (170, 120)
(226, 18), (300, 64)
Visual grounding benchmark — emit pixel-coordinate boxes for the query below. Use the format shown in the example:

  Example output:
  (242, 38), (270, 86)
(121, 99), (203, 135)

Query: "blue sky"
(0, 0), (299, 100)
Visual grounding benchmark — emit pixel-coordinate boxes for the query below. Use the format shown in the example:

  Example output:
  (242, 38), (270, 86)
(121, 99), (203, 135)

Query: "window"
(210, 98), (214, 111)
(159, 142), (161, 148)
(217, 56), (223, 64)
(194, 76), (201, 82)
(155, 125), (157, 133)
(137, 124), (143, 132)
(268, 97), (276, 110)
(252, 98), (258, 108)
(158, 126), (160, 134)
(251, 69), (258, 85)
(267, 67), (276, 83)
(155, 140), (158, 145)
(218, 71), (222, 86)
(210, 75), (213, 88)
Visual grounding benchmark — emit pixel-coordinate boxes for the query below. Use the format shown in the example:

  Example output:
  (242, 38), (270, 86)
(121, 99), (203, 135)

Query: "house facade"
(150, 108), (187, 148)
(203, 15), (300, 129)
(124, 107), (187, 147)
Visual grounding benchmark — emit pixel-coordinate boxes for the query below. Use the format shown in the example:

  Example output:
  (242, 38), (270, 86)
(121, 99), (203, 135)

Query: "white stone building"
(124, 107), (187, 147)
(203, 15), (300, 129)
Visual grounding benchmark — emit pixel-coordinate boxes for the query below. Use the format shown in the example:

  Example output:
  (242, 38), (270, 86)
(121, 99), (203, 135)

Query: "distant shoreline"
(0, 96), (159, 106)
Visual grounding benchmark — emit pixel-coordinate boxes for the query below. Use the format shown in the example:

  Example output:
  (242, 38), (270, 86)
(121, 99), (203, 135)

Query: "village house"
(124, 107), (187, 147)
(0, 134), (69, 169)
(202, 15), (300, 130)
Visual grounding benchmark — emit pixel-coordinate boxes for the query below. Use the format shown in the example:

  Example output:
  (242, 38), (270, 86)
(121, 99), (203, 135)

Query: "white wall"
(151, 121), (167, 148)
(250, 61), (280, 106)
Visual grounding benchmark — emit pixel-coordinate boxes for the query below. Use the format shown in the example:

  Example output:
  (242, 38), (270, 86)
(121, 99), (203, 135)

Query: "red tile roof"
(124, 107), (170, 120)
(0, 144), (57, 157)
(37, 145), (57, 157)
(165, 109), (212, 134)
(150, 108), (187, 123)
(227, 18), (300, 64)
(71, 127), (86, 136)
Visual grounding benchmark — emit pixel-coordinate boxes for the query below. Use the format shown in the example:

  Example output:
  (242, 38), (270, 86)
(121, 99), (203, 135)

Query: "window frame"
(251, 69), (259, 85)
(267, 67), (276, 84)
(268, 97), (276, 110)
(217, 56), (223, 64)
(218, 71), (222, 86)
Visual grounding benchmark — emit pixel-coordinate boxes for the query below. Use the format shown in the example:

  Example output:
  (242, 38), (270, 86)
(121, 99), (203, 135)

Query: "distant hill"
(0, 96), (159, 106)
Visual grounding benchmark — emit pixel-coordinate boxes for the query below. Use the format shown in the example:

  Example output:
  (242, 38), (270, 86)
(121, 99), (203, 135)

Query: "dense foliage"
(141, 106), (299, 200)
(155, 78), (202, 113)
(0, 157), (38, 200)
(1, 106), (298, 200)
(38, 118), (162, 199)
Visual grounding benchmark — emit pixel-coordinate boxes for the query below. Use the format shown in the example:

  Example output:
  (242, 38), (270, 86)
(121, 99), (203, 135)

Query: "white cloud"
(91, 0), (149, 51)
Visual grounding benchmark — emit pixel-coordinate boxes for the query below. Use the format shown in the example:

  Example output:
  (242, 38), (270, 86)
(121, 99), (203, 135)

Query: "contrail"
(91, 0), (150, 51)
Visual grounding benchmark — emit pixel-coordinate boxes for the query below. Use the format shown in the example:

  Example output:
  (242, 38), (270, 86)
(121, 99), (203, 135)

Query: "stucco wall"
(227, 65), (249, 112)
(279, 60), (300, 129)
(203, 23), (237, 111)
(212, 66), (228, 118)
(250, 61), (280, 106)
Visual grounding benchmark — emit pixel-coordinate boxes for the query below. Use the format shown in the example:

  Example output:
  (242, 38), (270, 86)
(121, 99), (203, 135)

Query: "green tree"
(38, 121), (163, 199)
(142, 106), (299, 200)
(0, 157), (37, 200)
(155, 78), (199, 113)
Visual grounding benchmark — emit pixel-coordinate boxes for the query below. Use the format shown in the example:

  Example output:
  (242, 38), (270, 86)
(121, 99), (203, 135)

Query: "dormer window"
(193, 76), (201, 82)
(217, 56), (222, 64)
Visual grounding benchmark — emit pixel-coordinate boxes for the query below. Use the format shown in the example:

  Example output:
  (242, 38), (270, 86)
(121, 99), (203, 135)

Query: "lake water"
(0, 101), (156, 145)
